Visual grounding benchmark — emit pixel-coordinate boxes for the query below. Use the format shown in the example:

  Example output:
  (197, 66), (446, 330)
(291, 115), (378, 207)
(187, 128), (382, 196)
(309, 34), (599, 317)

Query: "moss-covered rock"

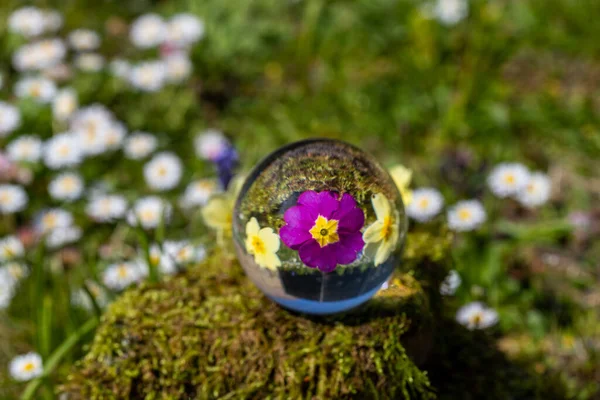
(59, 230), (453, 400)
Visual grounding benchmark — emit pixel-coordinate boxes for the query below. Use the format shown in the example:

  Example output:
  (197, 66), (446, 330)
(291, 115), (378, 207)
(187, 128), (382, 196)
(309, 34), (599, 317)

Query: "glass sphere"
(233, 139), (407, 315)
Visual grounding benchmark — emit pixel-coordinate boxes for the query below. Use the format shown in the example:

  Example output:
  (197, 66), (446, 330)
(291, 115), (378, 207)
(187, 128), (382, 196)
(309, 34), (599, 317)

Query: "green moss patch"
(59, 246), (436, 399)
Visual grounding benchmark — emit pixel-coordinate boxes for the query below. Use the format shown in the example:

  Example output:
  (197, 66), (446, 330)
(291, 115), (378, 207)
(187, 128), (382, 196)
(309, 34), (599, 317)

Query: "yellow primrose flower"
(389, 164), (413, 205)
(202, 195), (235, 240)
(362, 193), (400, 266)
(244, 217), (281, 270)
(201, 176), (245, 242)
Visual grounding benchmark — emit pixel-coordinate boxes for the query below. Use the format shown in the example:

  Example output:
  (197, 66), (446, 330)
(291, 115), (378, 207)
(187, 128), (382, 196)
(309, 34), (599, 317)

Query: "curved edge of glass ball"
(233, 138), (408, 315)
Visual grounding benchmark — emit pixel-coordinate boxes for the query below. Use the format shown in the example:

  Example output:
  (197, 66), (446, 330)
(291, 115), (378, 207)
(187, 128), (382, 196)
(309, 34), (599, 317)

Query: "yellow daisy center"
(30, 83), (42, 98)
(0, 192), (12, 205)
(58, 144), (71, 156)
(150, 253), (160, 266)
(62, 177), (77, 191)
(43, 214), (57, 229)
(22, 362), (35, 372)
(458, 209), (472, 221)
(140, 209), (156, 222)
(418, 198), (430, 209)
(503, 173), (515, 185)
(117, 265), (128, 278)
(156, 166), (167, 177)
(470, 313), (483, 327)
(309, 215), (340, 248)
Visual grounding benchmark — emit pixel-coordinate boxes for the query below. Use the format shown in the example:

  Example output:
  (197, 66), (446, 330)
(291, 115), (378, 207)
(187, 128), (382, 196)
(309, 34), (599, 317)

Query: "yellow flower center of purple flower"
(309, 215), (340, 248)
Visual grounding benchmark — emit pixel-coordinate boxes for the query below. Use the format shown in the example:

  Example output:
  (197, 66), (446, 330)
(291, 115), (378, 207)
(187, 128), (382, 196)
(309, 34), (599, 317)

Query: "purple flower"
(215, 145), (238, 189)
(279, 190), (365, 272)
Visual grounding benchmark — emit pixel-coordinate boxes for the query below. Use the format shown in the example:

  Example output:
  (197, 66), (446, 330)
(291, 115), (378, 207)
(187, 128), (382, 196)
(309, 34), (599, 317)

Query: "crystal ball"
(233, 139), (407, 315)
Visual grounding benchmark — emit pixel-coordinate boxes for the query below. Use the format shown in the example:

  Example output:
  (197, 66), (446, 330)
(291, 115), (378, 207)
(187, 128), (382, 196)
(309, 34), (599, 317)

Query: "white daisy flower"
(456, 302), (499, 330)
(406, 188), (444, 222)
(487, 163), (530, 198)
(45, 225), (82, 249)
(166, 14), (205, 47)
(146, 244), (176, 275)
(0, 236), (25, 262)
(103, 122), (126, 151)
(86, 194), (128, 222)
(71, 280), (108, 310)
(48, 172), (84, 202)
(52, 88), (78, 122)
(74, 53), (105, 72)
(129, 14), (167, 49)
(0, 102), (22, 137)
(447, 200), (486, 232)
(440, 270), (461, 296)
(143, 152), (183, 191)
(180, 179), (219, 208)
(0, 270), (16, 309)
(42, 10), (63, 33)
(164, 54), (192, 83)
(43, 132), (83, 169)
(432, 0), (468, 25)
(8, 7), (46, 38)
(127, 196), (172, 229)
(7, 136), (43, 163)
(2, 262), (29, 284)
(12, 39), (67, 72)
(194, 129), (229, 161)
(42, 63), (73, 82)
(128, 61), (167, 92)
(163, 240), (206, 265)
(109, 59), (131, 79)
(70, 104), (114, 130)
(9, 352), (43, 381)
(35, 208), (73, 235)
(123, 132), (157, 159)
(70, 107), (113, 156)
(517, 172), (551, 208)
(102, 261), (143, 291)
(14, 76), (57, 103)
(0, 185), (28, 214)
(67, 29), (101, 51)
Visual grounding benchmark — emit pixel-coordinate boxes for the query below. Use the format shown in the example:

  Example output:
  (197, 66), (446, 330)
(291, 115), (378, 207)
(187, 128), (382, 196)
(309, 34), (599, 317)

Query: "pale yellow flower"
(363, 193), (400, 266)
(244, 217), (281, 270)
(202, 195), (235, 239)
(389, 164), (413, 205)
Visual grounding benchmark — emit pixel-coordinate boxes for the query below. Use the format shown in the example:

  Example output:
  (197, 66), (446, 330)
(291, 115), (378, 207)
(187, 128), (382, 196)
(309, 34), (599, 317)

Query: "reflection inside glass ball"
(233, 139), (407, 315)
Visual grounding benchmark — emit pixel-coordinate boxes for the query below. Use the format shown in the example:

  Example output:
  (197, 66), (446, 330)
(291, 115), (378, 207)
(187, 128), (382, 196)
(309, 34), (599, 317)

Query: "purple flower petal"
(334, 193), (365, 233)
(298, 240), (338, 272)
(333, 231), (365, 265)
(298, 191), (338, 219)
(283, 205), (316, 229)
(279, 225), (311, 250)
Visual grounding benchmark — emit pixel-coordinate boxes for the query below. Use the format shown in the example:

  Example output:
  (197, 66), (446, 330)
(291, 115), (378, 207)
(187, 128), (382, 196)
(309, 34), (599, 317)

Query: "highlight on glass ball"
(233, 139), (408, 315)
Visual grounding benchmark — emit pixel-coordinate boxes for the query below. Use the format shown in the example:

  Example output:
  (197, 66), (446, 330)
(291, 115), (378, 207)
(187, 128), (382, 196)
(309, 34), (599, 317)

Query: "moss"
(59, 237), (439, 400)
